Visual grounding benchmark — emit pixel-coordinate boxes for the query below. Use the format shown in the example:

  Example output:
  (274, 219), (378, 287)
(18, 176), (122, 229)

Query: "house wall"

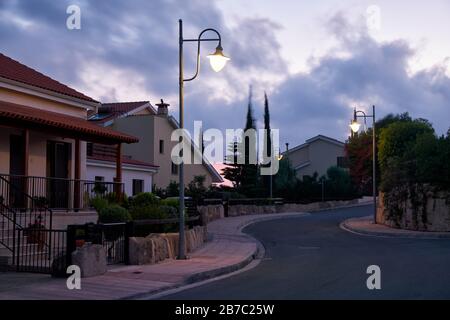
(111, 115), (214, 189)
(0, 126), (86, 180)
(86, 162), (154, 196)
(289, 140), (345, 179)
(0, 87), (88, 118)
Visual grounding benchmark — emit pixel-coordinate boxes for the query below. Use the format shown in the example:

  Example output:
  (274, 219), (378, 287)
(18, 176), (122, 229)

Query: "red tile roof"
(88, 154), (159, 169)
(0, 101), (138, 144)
(0, 52), (98, 103)
(89, 101), (151, 123)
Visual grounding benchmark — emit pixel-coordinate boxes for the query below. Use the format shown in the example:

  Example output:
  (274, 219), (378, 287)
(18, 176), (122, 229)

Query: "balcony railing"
(0, 174), (123, 211)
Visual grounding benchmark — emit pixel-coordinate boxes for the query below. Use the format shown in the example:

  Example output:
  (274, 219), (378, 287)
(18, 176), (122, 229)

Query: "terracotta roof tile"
(0, 52), (98, 103)
(0, 101), (138, 144)
(90, 101), (151, 123)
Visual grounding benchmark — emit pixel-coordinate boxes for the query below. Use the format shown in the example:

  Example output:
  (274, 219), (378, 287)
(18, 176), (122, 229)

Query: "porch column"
(74, 139), (81, 210)
(23, 129), (29, 197)
(115, 143), (122, 200)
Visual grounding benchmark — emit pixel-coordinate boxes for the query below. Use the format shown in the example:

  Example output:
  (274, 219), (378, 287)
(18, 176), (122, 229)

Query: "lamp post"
(178, 19), (229, 259)
(350, 105), (377, 224)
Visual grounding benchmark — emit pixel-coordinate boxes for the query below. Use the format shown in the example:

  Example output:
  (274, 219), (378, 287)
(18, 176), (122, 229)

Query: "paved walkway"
(341, 215), (450, 239)
(0, 212), (309, 300)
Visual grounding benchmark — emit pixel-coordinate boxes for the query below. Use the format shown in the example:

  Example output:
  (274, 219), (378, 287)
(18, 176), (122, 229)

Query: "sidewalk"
(0, 211), (309, 300)
(341, 216), (450, 239)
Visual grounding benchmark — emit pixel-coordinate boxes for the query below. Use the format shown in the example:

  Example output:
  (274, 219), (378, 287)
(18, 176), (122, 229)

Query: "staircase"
(0, 175), (54, 272)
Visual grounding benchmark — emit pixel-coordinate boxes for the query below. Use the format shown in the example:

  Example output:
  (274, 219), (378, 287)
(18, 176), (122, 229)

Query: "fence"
(15, 228), (67, 274)
(0, 174), (123, 211)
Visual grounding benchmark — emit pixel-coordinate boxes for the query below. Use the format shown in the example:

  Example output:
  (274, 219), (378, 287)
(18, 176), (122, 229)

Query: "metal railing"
(0, 174), (123, 211)
(15, 228), (67, 274)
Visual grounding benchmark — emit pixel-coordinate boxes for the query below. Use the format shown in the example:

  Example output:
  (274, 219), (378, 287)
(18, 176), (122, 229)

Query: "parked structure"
(88, 100), (223, 189)
(283, 135), (348, 179)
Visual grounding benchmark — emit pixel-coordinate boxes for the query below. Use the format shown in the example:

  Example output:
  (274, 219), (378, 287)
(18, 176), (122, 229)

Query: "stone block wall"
(377, 185), (450, 231)
(128, 225), (207, 265)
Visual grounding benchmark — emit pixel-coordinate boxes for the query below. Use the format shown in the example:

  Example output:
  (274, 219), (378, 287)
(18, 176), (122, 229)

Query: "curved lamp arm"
(184, 28), (222, 82)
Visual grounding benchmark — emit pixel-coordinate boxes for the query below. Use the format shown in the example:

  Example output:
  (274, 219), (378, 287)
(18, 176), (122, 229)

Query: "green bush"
(129, 204), (167, 220)
(90, 196), (108, 212)
(159, 205), (177, 218)
(130, 192), (160, 208)
(103, 192), (129, 208)
(98, 205), (131, 223)
(160, 198), (179, 210)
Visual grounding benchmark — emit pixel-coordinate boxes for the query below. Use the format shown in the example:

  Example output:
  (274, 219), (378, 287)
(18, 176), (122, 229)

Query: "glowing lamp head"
(207, 45), (230, 72)
(350, 120), (361, 133)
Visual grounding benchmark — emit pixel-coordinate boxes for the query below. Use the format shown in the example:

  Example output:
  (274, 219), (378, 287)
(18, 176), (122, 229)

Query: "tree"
(240, 86), (259, 196)
(262, 92), (273, 196)
(378, 119), (435, 191)
(346, 112), (414, 195)
(222, 141), (244, 188)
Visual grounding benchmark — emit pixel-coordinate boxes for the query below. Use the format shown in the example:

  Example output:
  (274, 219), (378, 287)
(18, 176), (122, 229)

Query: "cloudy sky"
(1, 0), (449, 152)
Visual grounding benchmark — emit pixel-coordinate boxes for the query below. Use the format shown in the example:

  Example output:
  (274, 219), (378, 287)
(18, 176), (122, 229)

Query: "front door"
(47, 141), (70, 209)
(9, 135), (26, 208)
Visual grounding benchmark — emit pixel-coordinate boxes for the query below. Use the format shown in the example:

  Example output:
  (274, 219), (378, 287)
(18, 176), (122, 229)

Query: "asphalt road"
(163, 205), (450, 299)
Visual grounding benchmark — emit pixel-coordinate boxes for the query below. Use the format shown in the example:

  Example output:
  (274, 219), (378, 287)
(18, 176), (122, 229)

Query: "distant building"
(283, 135), (348, 179)
(88, 100), (223, 190)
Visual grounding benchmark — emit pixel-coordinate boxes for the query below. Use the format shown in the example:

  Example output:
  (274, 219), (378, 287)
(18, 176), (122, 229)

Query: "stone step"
(0, 242), (38, 255)
(0, 251), (51, 267)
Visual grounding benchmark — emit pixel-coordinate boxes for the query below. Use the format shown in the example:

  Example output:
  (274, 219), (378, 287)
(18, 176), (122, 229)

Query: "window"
(132, 179), (144, 195)
(171, 162), (178, 175)
(337, 156), (349, 168)
(87, 143), (93, 156)
(159, 140), (164, 154)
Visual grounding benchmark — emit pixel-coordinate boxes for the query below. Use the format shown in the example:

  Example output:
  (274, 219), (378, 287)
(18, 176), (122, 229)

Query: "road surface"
(163, 205), (450, 299)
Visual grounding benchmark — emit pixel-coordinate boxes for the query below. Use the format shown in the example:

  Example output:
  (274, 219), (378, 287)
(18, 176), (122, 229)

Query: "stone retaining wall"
(198, 199), (360, 218)
(198, 204), (224, 224)
(377, 186), (450, 232)
(128, 225), (207, 265)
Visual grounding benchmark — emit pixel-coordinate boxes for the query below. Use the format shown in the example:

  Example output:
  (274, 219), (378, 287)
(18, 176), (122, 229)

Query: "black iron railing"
(0, 174), (123, 211)
(15, 228), (67, 274)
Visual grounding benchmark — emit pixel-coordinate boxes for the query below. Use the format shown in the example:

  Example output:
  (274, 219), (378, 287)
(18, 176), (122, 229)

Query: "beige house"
(88, 100), (223, 189)
(0, 52), (138, 221)
(284, 135), (348, 179)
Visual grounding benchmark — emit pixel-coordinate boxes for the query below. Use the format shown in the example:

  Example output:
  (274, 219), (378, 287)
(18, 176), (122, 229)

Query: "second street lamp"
(349, 105), (377, 224)
(177, 19), (229, 259)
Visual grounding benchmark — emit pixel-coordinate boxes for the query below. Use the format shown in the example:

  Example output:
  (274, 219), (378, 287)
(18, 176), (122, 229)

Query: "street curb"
(341, 216), (450, 240)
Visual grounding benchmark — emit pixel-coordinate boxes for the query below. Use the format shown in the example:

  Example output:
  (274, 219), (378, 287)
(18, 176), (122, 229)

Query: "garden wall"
(377, 185), (450, 231)
(128, 225), (207, 265)
(198, 198), (362, 219)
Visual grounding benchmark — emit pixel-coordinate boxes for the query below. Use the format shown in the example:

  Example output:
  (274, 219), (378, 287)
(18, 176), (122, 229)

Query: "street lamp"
(349, 105), (377, 224)
(177, 19), (229, 259)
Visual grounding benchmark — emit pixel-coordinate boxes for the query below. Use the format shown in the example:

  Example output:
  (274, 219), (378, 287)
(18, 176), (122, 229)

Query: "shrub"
(98, 205), (131, 223)
(159, 205), (177, 218)
(160, 198), (179, 211)
(129, 204), (167, 220)
(90, 196), (108, 212)
(130, 192), (160, 208)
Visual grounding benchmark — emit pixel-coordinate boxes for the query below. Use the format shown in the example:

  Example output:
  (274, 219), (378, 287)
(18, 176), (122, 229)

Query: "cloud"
(0, 2), (449, 152)
(270, 12), (450, 146)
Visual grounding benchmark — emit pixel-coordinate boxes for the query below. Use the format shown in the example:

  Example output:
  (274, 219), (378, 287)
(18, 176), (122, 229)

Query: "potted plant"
(25, 216), (47, 250)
